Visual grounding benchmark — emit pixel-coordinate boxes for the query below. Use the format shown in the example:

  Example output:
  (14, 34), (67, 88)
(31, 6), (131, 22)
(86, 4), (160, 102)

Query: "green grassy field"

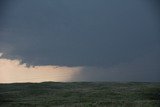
(0, 82), (160, 107)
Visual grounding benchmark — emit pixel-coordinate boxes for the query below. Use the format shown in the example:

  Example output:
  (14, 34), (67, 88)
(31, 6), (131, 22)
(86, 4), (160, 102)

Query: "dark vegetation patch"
(0, 82), (160, 107)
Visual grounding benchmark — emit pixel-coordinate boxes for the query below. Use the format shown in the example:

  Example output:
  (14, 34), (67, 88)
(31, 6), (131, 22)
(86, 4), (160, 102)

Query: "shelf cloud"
(0, 0), (160, 82)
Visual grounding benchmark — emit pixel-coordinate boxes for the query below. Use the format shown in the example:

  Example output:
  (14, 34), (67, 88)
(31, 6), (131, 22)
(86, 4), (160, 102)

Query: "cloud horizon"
(0, 50), (159, 83)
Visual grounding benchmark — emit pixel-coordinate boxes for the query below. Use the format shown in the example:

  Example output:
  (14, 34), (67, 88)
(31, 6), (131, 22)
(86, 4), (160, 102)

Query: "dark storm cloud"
(71, 49), (160, 82)
(0, 0), (160, 69)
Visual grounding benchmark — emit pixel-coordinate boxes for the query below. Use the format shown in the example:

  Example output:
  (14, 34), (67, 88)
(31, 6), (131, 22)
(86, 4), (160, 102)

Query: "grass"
(0, 82), (160, 107)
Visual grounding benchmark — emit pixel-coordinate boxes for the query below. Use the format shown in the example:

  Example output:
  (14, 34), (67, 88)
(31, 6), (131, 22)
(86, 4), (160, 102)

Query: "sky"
(0, 0), (160, 83)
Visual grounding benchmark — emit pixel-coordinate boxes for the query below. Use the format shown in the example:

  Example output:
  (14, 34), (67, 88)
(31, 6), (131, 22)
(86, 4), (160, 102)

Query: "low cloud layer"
(0, 55), (81, 83)
(0, 50), (159, 83)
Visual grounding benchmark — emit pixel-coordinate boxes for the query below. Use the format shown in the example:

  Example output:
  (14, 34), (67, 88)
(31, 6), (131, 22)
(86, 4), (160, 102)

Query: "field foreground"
(0, 82), (160, 107)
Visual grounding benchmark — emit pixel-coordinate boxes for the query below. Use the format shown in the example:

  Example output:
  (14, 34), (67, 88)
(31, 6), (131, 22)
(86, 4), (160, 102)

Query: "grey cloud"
(0, 0), (160, 71)
(71, 50), (160, 82)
